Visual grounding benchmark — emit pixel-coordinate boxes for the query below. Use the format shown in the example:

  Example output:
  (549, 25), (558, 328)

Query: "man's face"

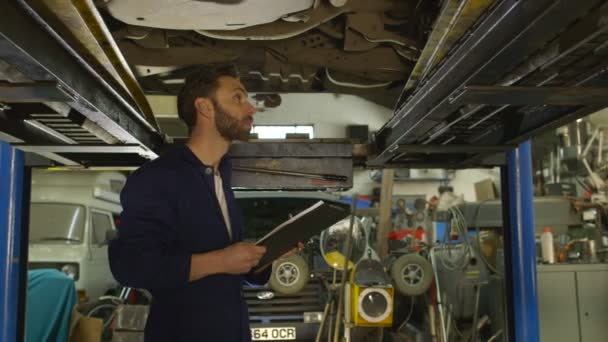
(212, 76), (256, 142)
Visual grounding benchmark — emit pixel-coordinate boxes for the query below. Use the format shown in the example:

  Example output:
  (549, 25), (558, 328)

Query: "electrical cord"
(467, 201), (505, 277)
(437, 207), (472, 271)
(397, 296), (416, 332)
(324, 68), (392, 89)
(437, 204), (503, 279)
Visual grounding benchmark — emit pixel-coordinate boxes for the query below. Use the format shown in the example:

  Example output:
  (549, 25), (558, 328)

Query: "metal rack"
(371, 0), (608, 169)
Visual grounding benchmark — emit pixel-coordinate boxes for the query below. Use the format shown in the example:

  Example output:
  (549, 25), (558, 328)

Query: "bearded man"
(109, 64), (271, 341)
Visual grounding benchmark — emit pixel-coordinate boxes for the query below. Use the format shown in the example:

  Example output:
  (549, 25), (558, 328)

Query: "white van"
(28, 169), (124, 302)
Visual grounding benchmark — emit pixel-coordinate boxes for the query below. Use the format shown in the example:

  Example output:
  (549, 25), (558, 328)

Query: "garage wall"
(252, 93), (393, 137)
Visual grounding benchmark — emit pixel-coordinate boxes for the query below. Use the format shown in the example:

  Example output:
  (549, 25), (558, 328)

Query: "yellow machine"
(347, 259), (394, 327)
(319, 217), (393, 328)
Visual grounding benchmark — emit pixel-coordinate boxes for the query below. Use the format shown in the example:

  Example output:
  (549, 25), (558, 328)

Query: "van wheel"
(390, 254), (433, 296)
(269, 254), (310, 295)
(80, 298), (119, 342)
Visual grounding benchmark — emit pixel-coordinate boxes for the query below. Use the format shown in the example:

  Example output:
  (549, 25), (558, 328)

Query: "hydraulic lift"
(2, 0), (608, 341)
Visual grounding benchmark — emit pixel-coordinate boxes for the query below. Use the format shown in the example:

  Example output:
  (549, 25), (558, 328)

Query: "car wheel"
(269, 254), (310, 295)
(390, 254), (433, 296)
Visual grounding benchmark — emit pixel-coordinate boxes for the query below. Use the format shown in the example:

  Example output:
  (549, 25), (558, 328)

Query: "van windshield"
(29, 203), (85, 244)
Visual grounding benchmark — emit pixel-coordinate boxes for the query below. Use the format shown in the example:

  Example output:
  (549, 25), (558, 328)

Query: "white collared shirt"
(213, 169), (233, 241)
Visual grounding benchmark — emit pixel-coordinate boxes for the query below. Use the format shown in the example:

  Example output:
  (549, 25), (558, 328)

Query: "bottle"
(541, 227), (555, 264)
(588, 240), (597, 263)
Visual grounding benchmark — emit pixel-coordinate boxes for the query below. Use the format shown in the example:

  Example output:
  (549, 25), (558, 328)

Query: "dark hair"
(177, 64), (239, 132)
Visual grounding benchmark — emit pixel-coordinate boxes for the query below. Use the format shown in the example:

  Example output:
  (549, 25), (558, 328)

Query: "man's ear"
(194, 97), (213, 120)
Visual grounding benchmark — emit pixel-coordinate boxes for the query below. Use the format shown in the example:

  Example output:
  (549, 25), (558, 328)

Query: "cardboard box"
(70, 314), (102, 342)
(474, 178), (497, 201)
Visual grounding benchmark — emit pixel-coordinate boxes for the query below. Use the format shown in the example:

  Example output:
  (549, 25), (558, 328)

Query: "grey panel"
(577, 271), (608, 342)
(538, 271), (579, 342)
(459, 197), (582, 235)
(229, 142), (353, 158)
(114, 305), (148, 331)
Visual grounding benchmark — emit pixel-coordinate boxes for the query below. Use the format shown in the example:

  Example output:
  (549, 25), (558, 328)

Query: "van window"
(91, 211), (113, 245)
(29, 203), (85, 243)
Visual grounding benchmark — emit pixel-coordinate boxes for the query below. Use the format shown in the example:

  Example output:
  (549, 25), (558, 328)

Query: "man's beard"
(213, 100), (251, 142)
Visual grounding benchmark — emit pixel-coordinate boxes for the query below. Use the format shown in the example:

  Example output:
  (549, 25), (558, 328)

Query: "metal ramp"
(371, 0), (608, 168)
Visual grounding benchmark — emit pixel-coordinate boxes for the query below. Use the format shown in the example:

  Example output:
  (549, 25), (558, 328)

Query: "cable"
(487, 329), (503, 342)
(436, 208), (472, 271)
(124, 32), (149, 40)
(363, 34), (409, 47)
(324, 68), (392, 89)
(397, 296), (416, 332)
(455, 205), (503, 276)
(467, 201), (505, 277)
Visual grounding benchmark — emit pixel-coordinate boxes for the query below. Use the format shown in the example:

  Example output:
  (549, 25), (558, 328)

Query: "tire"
(269, 254), (310, 295)
(79, 298), (120, 342)
(390, 254), (433, 296)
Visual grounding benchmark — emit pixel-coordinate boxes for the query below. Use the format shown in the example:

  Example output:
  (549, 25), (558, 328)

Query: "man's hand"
(220, 242), (267, 274)
(189, 243), (267, 282)
(251, 242), (305, 275)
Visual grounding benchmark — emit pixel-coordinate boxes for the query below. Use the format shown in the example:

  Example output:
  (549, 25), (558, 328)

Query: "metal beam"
(28, 151), (80, 166)
(464, 65), (608, 149)
(0, 82), (70, 103)
(0, 114), (74, 145)
(452, 86), (608, 106)
(380, 153), (507, 169)
(507, 106), (606, 146)
(422, 3), (608, 147)
(404, 0), (494, 91)
(0, 1), (163, 150)
(32, 0), (161, 130)
(228, 142), (353, 158)
(396, 144), (514, 154)
(11, 144), (157, 158)
(0, 131), (24, 144)
(436, 2), (608, 145)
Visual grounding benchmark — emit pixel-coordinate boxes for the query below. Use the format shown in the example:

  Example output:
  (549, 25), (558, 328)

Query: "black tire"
(269, 254), (310, 295)
(79, 298), (120, 342)
(390, 254), (433, 296)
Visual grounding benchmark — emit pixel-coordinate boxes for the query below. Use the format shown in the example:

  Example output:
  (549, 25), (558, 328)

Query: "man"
(109, 64), (273, 341)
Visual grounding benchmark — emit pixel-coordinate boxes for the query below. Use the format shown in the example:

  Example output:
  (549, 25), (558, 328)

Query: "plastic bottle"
(541, 228), (555, 264)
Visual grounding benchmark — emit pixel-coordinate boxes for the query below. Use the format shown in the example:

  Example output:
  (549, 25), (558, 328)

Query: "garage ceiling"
(0, 0), (607, 169)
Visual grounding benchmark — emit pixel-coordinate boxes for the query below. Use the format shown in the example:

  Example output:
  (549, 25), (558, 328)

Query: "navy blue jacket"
(108, 145), (270, 342)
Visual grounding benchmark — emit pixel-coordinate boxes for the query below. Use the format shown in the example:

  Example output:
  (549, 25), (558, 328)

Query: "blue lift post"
(502, 140), (540, 342)
(0, 141), (25, 342)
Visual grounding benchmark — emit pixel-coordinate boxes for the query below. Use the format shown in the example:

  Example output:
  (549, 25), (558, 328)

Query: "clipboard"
(253, 200), (350, 272)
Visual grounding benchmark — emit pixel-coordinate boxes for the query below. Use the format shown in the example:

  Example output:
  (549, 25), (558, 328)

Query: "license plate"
(251, 327), (296, 341)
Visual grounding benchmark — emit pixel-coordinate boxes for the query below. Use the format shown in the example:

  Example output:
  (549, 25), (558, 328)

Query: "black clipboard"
(253, 200), (350, 272)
